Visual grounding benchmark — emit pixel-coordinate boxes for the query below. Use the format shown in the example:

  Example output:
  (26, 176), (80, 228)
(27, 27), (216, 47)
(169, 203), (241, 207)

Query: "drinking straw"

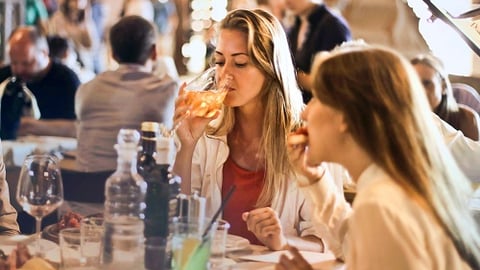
(201, 185), (236, 240)
(182, 185), (236, 270)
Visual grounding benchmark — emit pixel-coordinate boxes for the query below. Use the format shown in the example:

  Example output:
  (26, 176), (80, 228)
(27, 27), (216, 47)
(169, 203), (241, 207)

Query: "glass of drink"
(183, 67), (232, 118)
(102, 216), (145, 269)
(171, 217), (217, 270)
(16, 154), (64, 257)
(59, 228), (85, 269)
(210, 219), (230, 269)
(80, 216), (104, 266)
(177, 191), (206, 221)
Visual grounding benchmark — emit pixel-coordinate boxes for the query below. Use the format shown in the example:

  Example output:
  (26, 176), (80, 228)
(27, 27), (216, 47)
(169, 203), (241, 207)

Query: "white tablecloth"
(2, 135), (77, 167)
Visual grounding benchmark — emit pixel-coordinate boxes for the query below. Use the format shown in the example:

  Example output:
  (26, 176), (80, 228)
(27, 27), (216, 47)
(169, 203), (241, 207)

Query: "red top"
(222, 156), (265, 245)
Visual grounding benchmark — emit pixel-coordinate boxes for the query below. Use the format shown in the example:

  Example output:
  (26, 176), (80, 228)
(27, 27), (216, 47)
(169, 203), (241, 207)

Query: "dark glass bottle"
(0, 77), (40, 140)
(140, 122), (180, 270)
(138, 121), (159, 181)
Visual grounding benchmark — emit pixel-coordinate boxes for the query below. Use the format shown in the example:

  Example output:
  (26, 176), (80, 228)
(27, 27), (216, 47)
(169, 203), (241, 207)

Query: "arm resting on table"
(0, 149), (20, 235)
(18, 118), (77, 138)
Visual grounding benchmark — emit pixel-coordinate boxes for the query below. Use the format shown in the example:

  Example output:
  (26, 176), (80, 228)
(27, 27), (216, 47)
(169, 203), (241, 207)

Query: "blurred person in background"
(47, 35), (95, 83)
(411, 54), (480, 141)
(0, 26), (79, 138)
(25, 0), (50, 34)
(48, 0), (100, 73)
(43, 0), (58, 16)
(151, 0), (178, 57)
(257, 0), (286, 22)
(285, 0), (351, 103)
(75, 15), (178, 172)
(121, 0), (154, 21)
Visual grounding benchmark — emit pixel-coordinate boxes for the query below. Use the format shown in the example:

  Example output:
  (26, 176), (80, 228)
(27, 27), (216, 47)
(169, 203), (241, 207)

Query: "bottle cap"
(117, 129), (140, 145)
(140, 122), (160, 133)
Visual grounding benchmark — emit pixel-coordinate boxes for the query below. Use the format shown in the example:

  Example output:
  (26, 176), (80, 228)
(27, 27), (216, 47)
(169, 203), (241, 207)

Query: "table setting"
(2, 135), (77, 167)
(1, 148), (344, 270)
(0, 231), (342, 270)
(0, 229), (343, 270)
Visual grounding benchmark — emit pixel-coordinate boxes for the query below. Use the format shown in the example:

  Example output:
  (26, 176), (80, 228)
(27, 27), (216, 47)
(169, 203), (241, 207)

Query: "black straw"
(201, 185), (236, 239)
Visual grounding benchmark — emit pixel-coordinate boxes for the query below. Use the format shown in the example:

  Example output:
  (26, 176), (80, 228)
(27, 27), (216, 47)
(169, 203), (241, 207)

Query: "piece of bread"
(288, 133), (308, 145)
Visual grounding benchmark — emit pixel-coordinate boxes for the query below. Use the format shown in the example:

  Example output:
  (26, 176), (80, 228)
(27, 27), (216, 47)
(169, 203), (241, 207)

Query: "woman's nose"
(216, 67), (232, 82)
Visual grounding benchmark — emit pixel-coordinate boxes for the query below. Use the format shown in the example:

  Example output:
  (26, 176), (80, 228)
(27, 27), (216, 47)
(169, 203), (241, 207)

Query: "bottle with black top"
(138, 121), (159, 180)
(139, 122), (180, 270)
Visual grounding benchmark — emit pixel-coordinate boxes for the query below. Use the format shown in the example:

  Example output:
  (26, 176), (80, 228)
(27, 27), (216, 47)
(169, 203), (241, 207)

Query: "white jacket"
(190, 134), (346, 243)
(302, 164), (472, 269)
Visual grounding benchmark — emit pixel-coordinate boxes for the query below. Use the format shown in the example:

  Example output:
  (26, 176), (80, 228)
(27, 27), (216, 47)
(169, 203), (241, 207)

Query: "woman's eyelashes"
(214, 63), (248, 68)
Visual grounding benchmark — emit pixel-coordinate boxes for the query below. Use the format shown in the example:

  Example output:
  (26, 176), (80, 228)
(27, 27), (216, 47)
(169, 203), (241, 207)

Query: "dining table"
(0, 233), (345, 270)
(224, 244), (345, 270)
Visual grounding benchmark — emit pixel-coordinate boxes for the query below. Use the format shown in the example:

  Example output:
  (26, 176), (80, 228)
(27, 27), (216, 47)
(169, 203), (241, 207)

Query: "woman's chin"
(305, 155), (322, 167)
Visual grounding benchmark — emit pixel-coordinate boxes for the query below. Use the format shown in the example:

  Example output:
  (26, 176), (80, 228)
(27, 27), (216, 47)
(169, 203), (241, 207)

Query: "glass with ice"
(183, 67), (232, 118)
(171, 217), (217, 270)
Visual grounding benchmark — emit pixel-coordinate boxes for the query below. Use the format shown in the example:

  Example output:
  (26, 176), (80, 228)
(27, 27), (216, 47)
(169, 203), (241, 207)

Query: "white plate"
(0, 235), (60, 263)
(226, 234), (250, 252)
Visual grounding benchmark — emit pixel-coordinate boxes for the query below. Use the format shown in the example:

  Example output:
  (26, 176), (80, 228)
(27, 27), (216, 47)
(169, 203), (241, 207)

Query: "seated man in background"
(75, 15), (178, 172)
(0, 26), (80, 138)
(0, 140), (20, 235)
(47, 35), (95, 83)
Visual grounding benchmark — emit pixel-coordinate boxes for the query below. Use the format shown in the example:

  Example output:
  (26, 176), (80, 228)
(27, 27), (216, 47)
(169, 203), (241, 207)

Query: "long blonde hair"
(312, 45), (480, 269)
(208, 9), (304, 207)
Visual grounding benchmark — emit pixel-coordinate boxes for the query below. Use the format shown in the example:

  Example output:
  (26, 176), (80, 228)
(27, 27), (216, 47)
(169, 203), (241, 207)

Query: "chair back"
(61, 169), (114, 203)
(452, 82), (480, 115)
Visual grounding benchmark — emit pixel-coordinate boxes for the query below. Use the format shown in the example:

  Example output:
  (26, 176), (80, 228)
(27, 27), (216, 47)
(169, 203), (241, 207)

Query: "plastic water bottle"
(102, 129), (147, 270)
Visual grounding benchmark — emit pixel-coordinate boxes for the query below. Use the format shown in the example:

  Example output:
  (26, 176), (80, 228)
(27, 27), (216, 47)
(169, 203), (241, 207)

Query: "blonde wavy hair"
(312, 45), (480, 269)
(208, 9), (304, 207)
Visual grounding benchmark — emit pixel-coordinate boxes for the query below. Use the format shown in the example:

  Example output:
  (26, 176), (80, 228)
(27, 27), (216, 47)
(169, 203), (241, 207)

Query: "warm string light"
(182, 0), (228, 73)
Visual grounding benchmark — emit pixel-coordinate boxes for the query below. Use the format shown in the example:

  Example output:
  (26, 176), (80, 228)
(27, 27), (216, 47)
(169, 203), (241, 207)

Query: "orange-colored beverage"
(184, 90), (227, 117)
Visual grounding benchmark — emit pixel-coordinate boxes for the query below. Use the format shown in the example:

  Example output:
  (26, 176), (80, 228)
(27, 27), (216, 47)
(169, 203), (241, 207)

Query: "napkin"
(238, 250), (335, 264)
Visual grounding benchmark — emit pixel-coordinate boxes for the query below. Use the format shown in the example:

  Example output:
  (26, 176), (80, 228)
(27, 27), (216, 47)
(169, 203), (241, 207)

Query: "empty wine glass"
(16, 154), (64, 257)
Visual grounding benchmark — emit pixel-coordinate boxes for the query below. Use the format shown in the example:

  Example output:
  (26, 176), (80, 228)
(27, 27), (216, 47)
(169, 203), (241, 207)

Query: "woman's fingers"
(244, 207), (282, 238)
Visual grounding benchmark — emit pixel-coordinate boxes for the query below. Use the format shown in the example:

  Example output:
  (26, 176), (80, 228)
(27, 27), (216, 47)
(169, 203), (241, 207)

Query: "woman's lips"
(287, 126), (308, 145)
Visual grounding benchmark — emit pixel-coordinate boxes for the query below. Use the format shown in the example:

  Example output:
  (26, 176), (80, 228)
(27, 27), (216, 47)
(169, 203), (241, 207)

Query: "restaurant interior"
(0, 0), (480, 269)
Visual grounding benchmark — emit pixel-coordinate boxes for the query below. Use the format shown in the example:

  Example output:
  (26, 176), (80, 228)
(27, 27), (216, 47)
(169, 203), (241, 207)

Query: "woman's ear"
(150, 44), (157, 62)
(338, 113), (349, 133)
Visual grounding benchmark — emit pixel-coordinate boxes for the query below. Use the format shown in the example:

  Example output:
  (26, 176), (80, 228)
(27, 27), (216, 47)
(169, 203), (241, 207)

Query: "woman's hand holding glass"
(173, 68), (232, 146)
(173, 83), (221, 147)
(242, 207), (287, 251)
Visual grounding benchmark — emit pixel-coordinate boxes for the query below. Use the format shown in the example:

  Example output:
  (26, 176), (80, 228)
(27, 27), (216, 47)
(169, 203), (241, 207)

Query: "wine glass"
(163, 68), (233, 137)
(16, 154), (64, 256)
(183, 67), (233, 118)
